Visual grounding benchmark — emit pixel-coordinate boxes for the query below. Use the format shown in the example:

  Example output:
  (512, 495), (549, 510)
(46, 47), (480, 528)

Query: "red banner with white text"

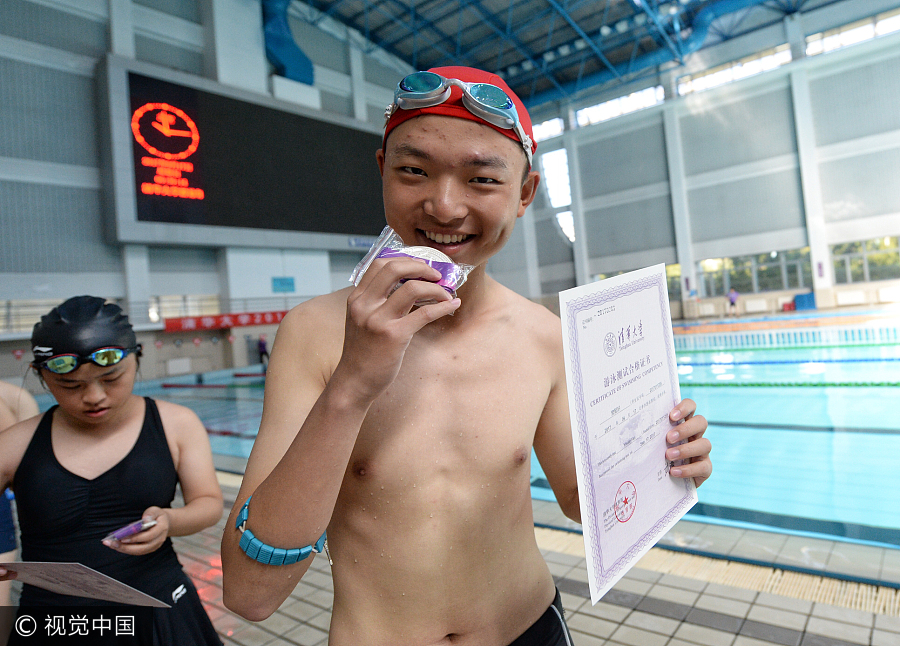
(163, 311), (287, 333)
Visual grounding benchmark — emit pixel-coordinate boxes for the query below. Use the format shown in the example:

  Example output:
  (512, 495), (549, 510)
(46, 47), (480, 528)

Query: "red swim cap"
(383, 66), (537, 162)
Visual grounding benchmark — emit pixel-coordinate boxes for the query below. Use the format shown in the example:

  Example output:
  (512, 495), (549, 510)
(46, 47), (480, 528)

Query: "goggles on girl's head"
(385, 71), (534, 166)
(34, 346), (141, 375)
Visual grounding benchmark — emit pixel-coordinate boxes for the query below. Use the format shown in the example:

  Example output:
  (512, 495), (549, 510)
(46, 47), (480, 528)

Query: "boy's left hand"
(666, 399), (712, 488)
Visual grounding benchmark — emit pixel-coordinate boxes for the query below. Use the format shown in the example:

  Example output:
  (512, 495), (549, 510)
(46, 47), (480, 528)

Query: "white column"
(108, 0), (135, 58)
(349, 44), (368, 122)
(122, 244), (151, 325)
(784, 13), (806, 62)
(200, 0), (268, 93)
(520, 205), (542, 299)
(564, 130), (590, 286)
(790, 68), (835, 307)
(662, 102), (698, 313)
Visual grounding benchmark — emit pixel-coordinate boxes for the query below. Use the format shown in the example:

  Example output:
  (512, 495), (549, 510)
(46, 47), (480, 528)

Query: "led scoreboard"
(101, 56), (386, 249)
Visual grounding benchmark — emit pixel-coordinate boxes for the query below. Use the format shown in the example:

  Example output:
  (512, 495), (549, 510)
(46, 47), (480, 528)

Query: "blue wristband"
(235, 496), (327, 566)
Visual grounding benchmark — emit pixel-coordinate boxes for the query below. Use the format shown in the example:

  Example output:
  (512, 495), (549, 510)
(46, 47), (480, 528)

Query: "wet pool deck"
(167, 475), (900, 646)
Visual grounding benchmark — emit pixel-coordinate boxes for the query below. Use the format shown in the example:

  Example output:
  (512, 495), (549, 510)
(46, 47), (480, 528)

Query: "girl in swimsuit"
(0, 296), (223, 645)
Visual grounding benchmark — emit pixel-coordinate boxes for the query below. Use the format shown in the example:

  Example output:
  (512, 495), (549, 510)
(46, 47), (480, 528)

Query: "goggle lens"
(93, 348), (126, 366)
(38, 347), (135, 374)
(468, 83), (512, 110)
(400, 71), (442, 93)
(45, 356), (78, 374)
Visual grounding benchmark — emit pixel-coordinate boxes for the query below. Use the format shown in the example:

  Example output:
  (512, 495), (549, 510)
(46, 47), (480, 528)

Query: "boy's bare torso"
(302, 283), (565, 645)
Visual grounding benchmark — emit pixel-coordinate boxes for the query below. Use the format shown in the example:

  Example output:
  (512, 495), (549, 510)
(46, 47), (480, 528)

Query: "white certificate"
(0, 562), (170, 607)
(559, 264), (697, 604)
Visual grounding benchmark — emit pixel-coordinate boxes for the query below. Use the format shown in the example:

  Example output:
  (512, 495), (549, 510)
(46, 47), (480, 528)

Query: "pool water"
(531, 330), (900, 546)
(31, 322), (900, 547)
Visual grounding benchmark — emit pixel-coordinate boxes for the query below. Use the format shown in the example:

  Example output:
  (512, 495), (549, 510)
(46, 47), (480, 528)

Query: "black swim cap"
(31, 296), (136, 362)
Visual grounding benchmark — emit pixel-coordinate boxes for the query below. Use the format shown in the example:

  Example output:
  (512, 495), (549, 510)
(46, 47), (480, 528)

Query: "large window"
(832, 237), (900, 284)
(539, 148), (575, 245)
(677, 45), (792, 96)
(697, 248), (811, 297)
(806, 8), (900, 57)
(575, 86), (664, 127)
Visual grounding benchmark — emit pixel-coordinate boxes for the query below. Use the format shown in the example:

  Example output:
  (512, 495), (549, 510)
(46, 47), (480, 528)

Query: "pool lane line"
(676, 341), (900, 353)
(682, 380), (900, 387)
(161, 383), (263, 388)
(706, 420), (900, 434)
(206, 427), (259, 440)
(677, 356), (900, 366)
(673, 312), (900, 334)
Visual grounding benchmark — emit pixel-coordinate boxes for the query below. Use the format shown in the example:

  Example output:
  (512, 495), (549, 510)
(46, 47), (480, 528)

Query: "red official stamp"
(615, 481), (636, 523)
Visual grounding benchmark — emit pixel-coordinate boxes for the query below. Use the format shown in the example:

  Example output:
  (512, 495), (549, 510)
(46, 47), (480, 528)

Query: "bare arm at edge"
(221, 260), (460, 621)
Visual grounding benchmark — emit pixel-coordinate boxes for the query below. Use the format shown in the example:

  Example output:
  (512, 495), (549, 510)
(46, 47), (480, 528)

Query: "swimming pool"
(533, 312), (900, 547)
(30, 312), (900, 548)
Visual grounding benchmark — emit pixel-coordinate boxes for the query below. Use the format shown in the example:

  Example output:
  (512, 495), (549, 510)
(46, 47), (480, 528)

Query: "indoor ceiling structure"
(292, 0), (836, 109)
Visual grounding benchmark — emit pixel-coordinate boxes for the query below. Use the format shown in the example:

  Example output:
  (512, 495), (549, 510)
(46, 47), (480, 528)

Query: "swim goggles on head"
(34, 346), (142, 375)
(385, 71), (534, 166)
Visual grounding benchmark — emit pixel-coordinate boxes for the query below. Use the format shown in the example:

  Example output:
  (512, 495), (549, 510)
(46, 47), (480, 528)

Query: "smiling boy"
(221, 67), (712, 646)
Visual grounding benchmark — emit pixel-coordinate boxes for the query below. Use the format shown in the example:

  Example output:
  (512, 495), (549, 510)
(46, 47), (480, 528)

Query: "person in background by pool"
(257, 335), (269, 370)
(221, 66), (712, 645)
(0, 382), (38, 646)
(728, 288), (739, 317)
(0, 296), (224, 645)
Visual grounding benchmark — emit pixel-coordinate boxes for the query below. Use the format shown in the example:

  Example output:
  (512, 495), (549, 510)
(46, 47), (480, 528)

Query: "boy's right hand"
(337, 257), (461, 402)
(0, 565), (17, 581)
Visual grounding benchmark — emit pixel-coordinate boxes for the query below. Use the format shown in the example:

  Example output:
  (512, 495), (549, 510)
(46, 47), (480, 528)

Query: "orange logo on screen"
(132, 102), (203, 200)
(132, 103), (199, 159)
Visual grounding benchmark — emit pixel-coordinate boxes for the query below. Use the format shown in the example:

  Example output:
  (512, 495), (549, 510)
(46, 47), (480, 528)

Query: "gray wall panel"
(536, 218), (574, 266)
(135, 0), (201, 23)
(149, 247), (217, 273)
(820, 148), (900, 222)
(578, 125), (668, 198)
(0, 0), (108, 58)
(488, 223), (528, 273)
(584, 195), (675, 259)
(810, 53), (900, 146)
(541, 278), (576, 295)
(688, 169), (804, 242)
(320, 90), (353, 118)
(0, 59), (98, 166)
(134, 35), (203, 76)
(288, 17), (350, 74)
(364, 57), (403, 88)
(680, 88), (796, 176)
(0, 182), (120, 273)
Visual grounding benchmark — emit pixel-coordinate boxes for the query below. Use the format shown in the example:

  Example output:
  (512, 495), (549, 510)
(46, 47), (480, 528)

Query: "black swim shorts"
(507, 588), (574, 646)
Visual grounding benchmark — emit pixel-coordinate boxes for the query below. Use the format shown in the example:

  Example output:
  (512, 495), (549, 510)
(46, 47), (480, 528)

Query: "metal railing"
(0, 295), (316, 336)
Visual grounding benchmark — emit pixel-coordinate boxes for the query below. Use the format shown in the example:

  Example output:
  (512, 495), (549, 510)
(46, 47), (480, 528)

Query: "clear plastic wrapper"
(350, 226), (475, 299)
